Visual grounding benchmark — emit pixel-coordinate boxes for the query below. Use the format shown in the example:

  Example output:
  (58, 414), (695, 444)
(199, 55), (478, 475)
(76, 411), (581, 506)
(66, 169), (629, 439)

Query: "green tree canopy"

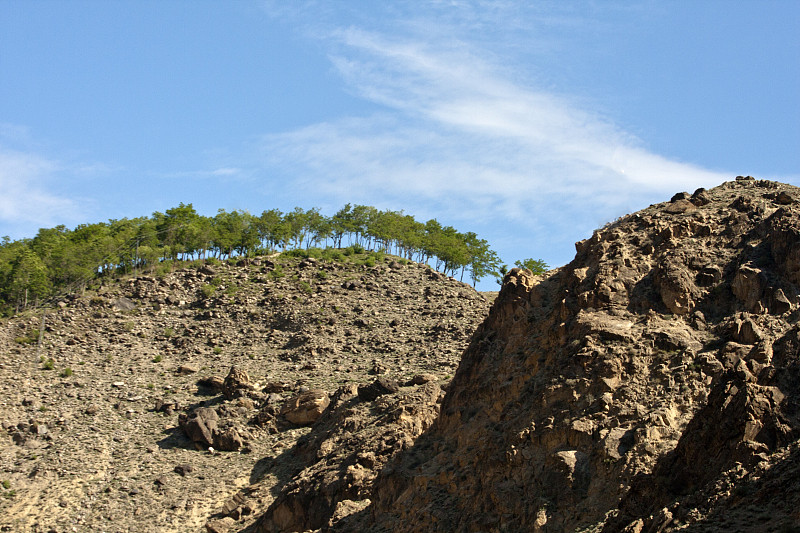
(513, 258), (549, 274)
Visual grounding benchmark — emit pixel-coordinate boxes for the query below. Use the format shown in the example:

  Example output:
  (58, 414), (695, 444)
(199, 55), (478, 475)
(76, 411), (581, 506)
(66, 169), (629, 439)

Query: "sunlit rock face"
(338, 178), (800, 533)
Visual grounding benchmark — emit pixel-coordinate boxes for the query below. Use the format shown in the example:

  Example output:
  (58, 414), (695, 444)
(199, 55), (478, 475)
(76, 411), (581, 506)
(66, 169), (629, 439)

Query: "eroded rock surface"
(336, 178), (800, 532)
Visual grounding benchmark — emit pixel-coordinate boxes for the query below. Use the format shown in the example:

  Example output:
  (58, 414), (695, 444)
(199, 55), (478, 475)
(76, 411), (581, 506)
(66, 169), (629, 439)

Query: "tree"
(496, 264), (508, 285)
(6, 246), (50, 311)
(283, 207), (309, 250)
(155, 203), (202, 261)
(304, 208), (330, 249)
(257, 208), (286, 251)
(464, 232), (503, 287)
(513, 258), (548, 274)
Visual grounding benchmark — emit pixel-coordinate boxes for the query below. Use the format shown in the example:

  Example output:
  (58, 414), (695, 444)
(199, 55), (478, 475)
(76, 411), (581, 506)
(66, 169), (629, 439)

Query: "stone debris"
(0, 245), (491, 532)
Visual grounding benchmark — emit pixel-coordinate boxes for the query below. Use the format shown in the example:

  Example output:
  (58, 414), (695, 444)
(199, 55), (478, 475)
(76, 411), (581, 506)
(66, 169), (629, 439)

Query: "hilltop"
(0, 250), (491, 532)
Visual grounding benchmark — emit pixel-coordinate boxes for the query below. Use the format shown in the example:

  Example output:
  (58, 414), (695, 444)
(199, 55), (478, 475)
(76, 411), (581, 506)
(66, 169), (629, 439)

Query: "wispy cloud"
(260, 14), (730, 240)
(0, 147), (80, 236)
(161, 167), (246, 180)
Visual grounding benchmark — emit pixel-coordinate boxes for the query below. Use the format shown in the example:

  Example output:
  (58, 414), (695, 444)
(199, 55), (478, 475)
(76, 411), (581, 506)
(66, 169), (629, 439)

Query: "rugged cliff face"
(345, 178), (799, 532)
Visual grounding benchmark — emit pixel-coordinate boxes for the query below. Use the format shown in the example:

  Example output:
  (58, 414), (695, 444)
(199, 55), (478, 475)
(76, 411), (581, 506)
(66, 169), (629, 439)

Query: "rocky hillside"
(317, 177), (797, 532)
(3, 177), (798, 533)
(0, 252), (492, 532)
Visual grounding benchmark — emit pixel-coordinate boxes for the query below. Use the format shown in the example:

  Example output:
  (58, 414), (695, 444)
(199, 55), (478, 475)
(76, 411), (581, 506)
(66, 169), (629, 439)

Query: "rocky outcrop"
(256, 381), (444, 533)
(343, 178), (800, 532)
(280, 389), (330, 426)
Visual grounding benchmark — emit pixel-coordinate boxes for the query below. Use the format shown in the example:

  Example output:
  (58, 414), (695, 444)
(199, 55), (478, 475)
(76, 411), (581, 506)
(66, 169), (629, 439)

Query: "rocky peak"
(346, 178), (800, 532)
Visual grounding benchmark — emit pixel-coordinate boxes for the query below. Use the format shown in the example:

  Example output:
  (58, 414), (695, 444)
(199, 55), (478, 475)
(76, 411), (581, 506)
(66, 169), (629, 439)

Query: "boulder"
(281, 390), (330, 426)
(358, 377), (400, 401)
(222, 366), (252, 400)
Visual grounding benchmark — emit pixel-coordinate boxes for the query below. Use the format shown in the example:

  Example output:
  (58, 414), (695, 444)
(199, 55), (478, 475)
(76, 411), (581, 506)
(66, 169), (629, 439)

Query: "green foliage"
(2, 245), (51, 312)
(344, 243), (365, 255)
(152, 354), (163, 363)
(60, 367), (73, 378)
(322, 249), (344, 262)
(41, 358), (54, 370)
(213, 346), (222, 355)
(200, 284), (216, 298)
(15, 328), (39, 345)
(162, 327), (173, 338)
(0, 202), (518, 314)
(153, 261), (173, 278)
(513, 258), (549, 274)
(298, 281), (314, 294)
(1, 480), (9, 490)
(268, 264), (285, 280)
(224, 284), (240, 296)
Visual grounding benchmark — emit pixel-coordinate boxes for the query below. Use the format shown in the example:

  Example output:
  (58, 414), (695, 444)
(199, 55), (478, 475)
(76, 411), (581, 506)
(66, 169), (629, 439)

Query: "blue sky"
(1, 1), (798, 288)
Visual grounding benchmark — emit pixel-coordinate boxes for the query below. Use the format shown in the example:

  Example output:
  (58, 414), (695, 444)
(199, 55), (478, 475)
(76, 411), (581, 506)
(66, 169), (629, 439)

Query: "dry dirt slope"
(328, 177), (800, 533)
(0, 253), (492, 533)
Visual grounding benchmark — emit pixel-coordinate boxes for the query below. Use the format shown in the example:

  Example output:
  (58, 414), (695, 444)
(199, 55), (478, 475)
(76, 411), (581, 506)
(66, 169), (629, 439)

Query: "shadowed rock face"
(332, 178), (800, 532)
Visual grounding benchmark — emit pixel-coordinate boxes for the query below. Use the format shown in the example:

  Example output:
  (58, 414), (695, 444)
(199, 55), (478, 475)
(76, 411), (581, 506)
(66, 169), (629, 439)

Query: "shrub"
(152, 354), (163, 363)
(284, 247), (324, 259)
(163, 327), (174, 338)
(15, 328), (40, 345)
(299, 281), (314, 294)
(268, 265), (285, 280)
(41, 358), (54, 370)
(213, 346), (222, 355)
(60, 367), (73, 378)
(224, 284), (239, 296)
(321, 248), (344, 262)
(200, 284), (216, 298)
(153, 261), (173, 278)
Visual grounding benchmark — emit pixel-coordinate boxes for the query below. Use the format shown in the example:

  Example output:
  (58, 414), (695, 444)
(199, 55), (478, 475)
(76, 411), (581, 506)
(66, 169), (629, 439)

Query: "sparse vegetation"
(15, 328), (39, 345)
(60, 367), (73, 377)
(0, 202), (529, 316)
(200, 283), (216, 298)
(298, 281), (314, 295)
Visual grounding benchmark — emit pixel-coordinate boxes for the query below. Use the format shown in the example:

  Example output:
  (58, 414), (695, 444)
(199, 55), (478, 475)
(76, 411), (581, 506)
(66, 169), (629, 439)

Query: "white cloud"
(0, 148), (79, 235)
(260, 23), (729, 235)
